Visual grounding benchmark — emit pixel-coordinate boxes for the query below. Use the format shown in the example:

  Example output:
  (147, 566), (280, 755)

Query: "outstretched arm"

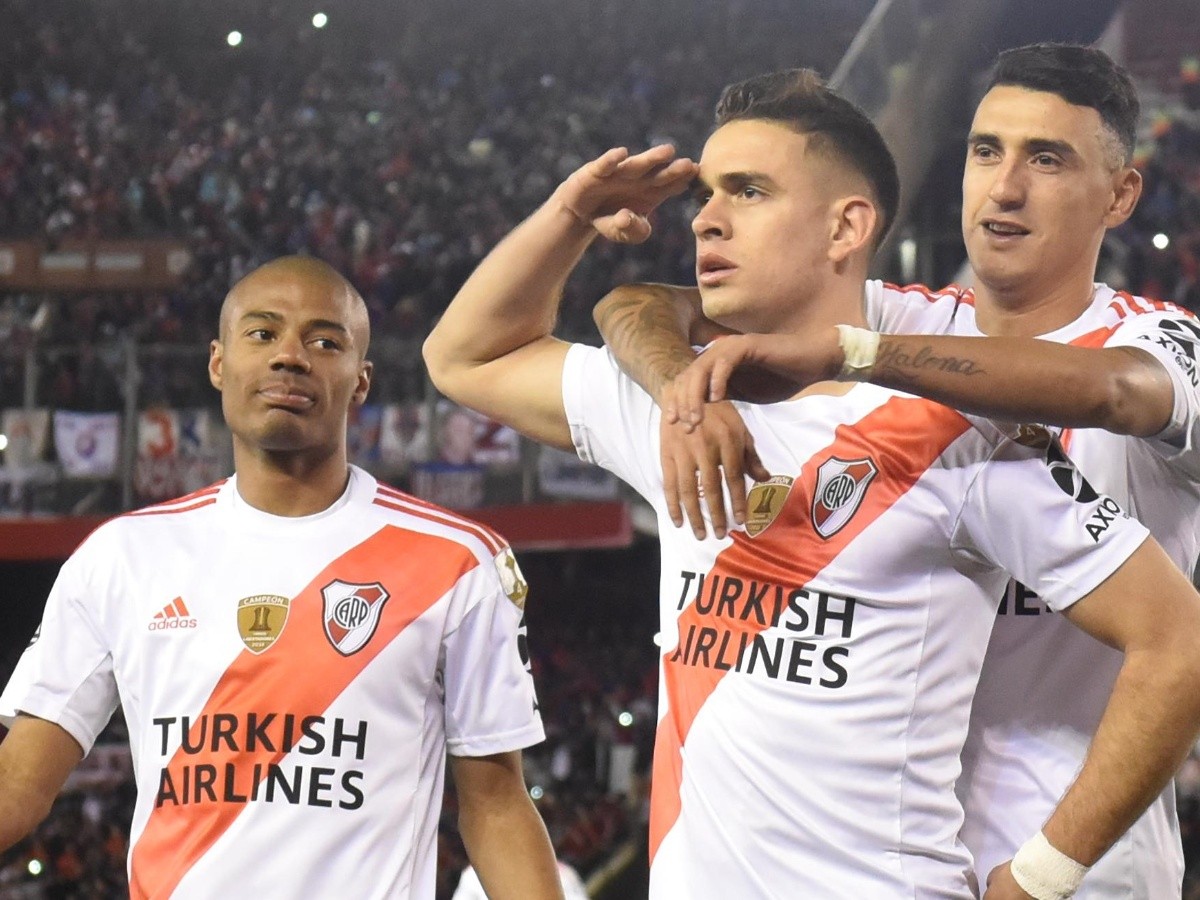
(983, 539), (1200, 899)
(422, 146), (696, 450)
(673, 329), (1174, 438)
(451, 750), (564, 900)
(0, 716), (83, 851)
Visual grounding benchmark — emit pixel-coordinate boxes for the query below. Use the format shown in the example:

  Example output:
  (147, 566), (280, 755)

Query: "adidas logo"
(148, 597), (198, 631)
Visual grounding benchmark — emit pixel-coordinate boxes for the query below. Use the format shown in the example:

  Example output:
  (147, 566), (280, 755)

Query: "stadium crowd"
(4, 0), (1200, 896)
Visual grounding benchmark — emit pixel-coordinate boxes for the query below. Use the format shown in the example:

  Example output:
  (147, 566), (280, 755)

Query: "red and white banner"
(135, 408), (230, 501)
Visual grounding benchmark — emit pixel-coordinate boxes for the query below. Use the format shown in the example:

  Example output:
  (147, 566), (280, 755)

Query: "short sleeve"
(0, 551), (119, 755)
(561, 343), (663, 499)
(951, 430), (1149, 612)
(442, 556), (544, 757)
(1105, 311), (1200, 474)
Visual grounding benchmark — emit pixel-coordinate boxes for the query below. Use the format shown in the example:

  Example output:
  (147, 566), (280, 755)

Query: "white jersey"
(0, 466), (543, 900)
(866, 280), (1200, 898)
(562, 343), (1149, 900)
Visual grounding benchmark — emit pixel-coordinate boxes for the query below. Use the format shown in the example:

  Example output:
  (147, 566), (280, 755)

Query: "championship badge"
(494, 547), (529, 609)
(812, 457), (877, 539)
(321, 580), (391, 656)
(744, 475), (795, 537)
(237, 594), (291, 654)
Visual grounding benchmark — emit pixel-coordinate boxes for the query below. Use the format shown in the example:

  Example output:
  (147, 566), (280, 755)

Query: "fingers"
(590, 146), (631, 177)
(661, 448), (684, 529)
(594, 209), (653, 244)
(676, 452), (709, 540)
(698, 448), (728, 539)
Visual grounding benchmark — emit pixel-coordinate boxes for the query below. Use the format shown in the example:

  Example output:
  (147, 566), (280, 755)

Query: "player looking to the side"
(0, 257), (562, 900)
(423, 67), (1200, 900)
(594, 44), (1199, 898)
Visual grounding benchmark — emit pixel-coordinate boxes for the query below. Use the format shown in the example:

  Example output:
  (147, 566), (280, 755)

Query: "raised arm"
(422, 146), (696, 450)
(593, 283), (730, 403)
(0, 716), (83, 850)
(450, 750), (564, 900)
(984, 538), (1200, 899)
(673, 328), (1174, 438)
(592, 282), (771, 538)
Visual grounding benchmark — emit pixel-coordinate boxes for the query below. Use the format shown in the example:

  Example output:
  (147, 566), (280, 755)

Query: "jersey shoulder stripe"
(125, 480), (227, 518)
(373, 484), (507, 556)
(882, 281), (972, 305)
(1112, 290), (1196, 320)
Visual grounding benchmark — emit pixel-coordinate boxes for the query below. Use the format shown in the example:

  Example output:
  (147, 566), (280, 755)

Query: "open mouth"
(697, 253), (736, 285)
(982, 220), (1030, 237)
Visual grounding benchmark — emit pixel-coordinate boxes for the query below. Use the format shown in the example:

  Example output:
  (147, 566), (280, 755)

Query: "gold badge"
(745, 476), (795, 537)
(237, 594), (291, 654)
(494, 548), (529, 609)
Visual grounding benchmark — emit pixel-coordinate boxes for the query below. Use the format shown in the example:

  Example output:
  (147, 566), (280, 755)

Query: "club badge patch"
(812, 457), (877, 539)
(321, 580), (390, 656)
(494, 548), (529, 609)
(237, 594), (291, 654)
(745, 476), (795, 537)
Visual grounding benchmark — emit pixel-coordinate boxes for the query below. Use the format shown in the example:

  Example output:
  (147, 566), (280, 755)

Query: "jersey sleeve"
(561, 342), (663, 500)
(0, 547), (119, 755)
(1104, 311), (1200, 475)
(441, 552), (544, 757)
(950, 430), (1149, 612)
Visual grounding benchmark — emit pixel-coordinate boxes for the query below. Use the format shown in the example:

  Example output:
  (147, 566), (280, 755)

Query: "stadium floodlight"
(0, 434), (8, 452)
(226, 30), (243, 47)
(618, 711), (634, 727)
(529, 785), (544, 800)
(27, 860), (43, 876)
(1153, 232), (1170, 250)
(312, 12), (328, 28)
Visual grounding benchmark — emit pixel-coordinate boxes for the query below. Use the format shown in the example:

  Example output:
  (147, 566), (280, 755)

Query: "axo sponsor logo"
(148, 597), (198, 631)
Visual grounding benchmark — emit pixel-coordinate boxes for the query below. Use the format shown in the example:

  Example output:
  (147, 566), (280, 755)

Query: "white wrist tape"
(1010, 831), (1089, 900)
(835, 324), (881, 381)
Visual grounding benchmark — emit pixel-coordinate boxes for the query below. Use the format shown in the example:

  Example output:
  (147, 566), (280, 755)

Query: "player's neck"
(231, 444), (352, 517)
(971, 272), (1097, 337)
(775, 274), (869, 336)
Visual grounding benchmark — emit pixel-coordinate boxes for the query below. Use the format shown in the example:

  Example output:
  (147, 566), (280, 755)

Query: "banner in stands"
(135, 408), (231, 502)
(0, 240), (191, 291)
(2, 408), (51, 468)
(53, 411), (121, 477)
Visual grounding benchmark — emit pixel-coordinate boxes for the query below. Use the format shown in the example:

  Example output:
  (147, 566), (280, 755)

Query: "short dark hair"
(714, 68), (900, 247)
(987, 44), (1139, 165)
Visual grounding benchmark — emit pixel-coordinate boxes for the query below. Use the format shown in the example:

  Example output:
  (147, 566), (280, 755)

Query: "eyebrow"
(692, 170), (781, 198)
(967, 132), (1080, 162)
(237, 310), (350, 334)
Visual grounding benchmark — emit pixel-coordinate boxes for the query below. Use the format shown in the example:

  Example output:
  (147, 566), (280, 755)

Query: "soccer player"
(422, 69), (1200, 899)
(0, 257), (563, 900)
(596, 45), (1198, 898)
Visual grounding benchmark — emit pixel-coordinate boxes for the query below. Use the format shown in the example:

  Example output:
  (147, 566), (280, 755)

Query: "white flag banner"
(2, 407), (51, 468)
(53, 411), (121, 477)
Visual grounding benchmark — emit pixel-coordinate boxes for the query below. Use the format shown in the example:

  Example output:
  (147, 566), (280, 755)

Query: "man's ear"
(828, 195), (878, 265)
(352, 360), (373, 406)
(1104, 166), (1142, 229)
(208, 340), (223, 391)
